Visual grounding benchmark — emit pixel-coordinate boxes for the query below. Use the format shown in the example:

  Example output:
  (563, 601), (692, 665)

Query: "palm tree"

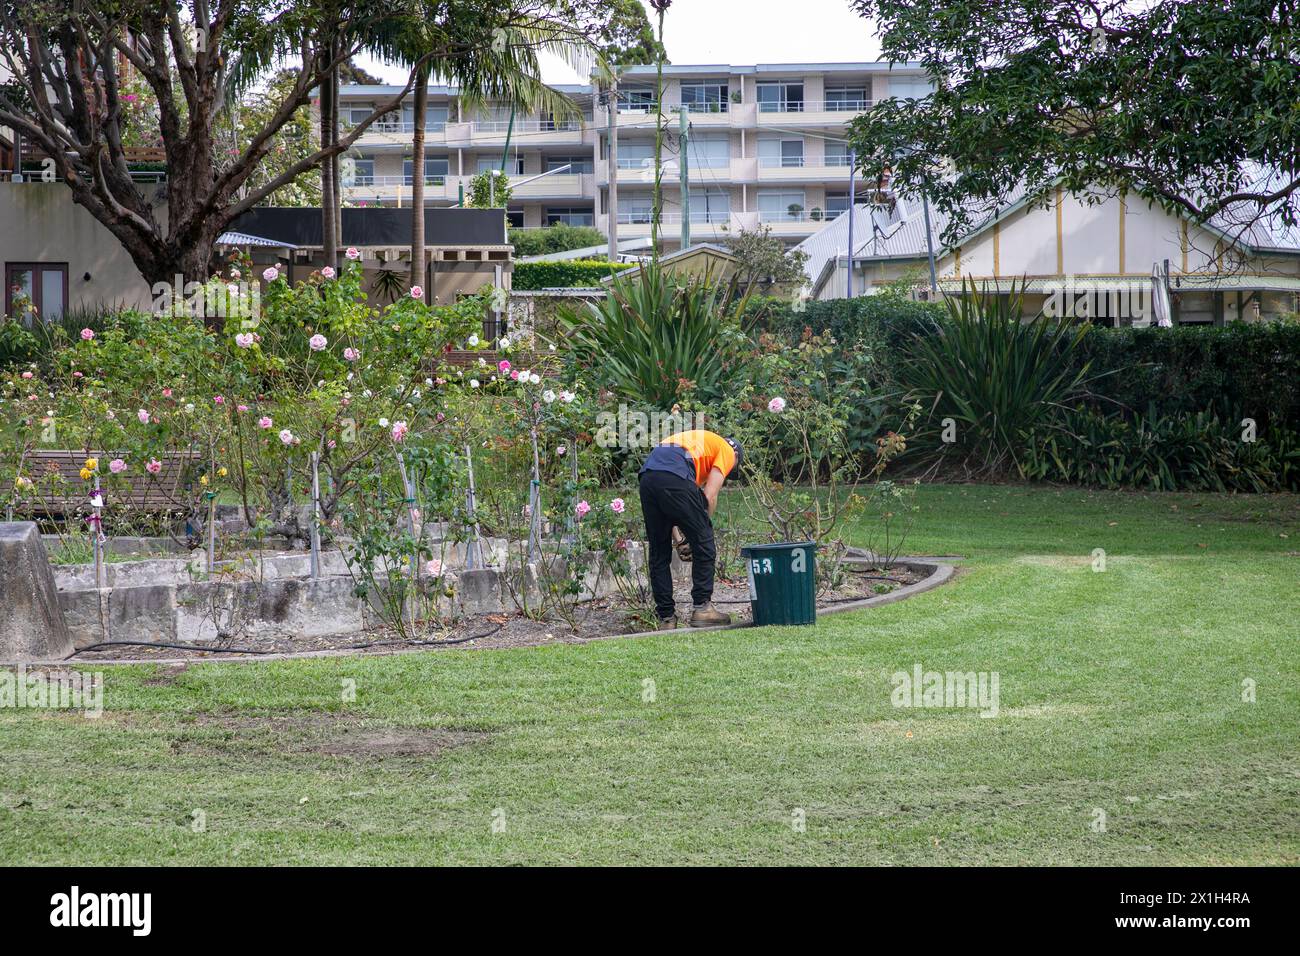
(369, 4), (597, 295)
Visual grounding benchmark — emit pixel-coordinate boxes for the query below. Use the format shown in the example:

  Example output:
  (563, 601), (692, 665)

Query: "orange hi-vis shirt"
(661, 430), (737, 486)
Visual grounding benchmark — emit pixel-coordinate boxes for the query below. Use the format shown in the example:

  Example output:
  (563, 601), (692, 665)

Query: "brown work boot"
(689, 602), (732, 627)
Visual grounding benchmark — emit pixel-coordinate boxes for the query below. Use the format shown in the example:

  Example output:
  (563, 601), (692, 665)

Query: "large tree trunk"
(409, 63), (431, 294)
(321, 41), (338, 270)
(331, 60), (343, 270)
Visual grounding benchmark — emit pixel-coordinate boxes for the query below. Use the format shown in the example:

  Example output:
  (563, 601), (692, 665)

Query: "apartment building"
(336, 62), (933, 250)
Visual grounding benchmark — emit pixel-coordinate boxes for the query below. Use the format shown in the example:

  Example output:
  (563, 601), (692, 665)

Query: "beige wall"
(0, 183), (154, 314)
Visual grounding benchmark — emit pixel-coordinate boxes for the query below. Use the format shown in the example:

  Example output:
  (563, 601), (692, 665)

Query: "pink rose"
(108, 459), (126, 474)
(498, 360), (511, 373)
(262, 266), (279, 282)
(346, 247), (361, 260)
(610, 498), (626, 514)
(575, 500), (591, 519)
(768, 396), (787, 414)
(343, 347), (360, 361)
(162, 388), (173, 398)
(321, 266), (336, 279)
(137, 409), (150, 424)
(410, 285), (423, 299)
(145, 459), (162, 475)
(80, 328), (94, 341)
(258, 416), (273, 429)
(237, 404), (249, 413)
(391, 421), (408, 443)
(21, 371), (32, 379)
(235, 332), (254, 348)
(309, 334), (328, 352)
(424, 559), (442, 577)
(213, 395), (225, 405)
(278, 429), (294, 445)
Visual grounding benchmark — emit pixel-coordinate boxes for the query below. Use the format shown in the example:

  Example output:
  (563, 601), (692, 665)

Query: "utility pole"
(922, 192), (938, 296)
(679, 108), (690, 250)
(847, 148), (856, 298)
(606, 77), (619, 260)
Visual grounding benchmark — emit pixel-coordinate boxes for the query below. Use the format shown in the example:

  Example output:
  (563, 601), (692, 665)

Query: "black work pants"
(638, 468), (716, 619)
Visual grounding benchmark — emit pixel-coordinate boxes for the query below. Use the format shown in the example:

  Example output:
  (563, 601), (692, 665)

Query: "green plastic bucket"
(741, 541), (817, 626)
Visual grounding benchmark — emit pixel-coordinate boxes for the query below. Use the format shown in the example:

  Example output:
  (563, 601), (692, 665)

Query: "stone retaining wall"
(52, 544), (649, 649)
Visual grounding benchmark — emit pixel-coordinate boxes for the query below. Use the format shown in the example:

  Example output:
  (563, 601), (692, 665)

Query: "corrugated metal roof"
(216, 232), (297, 248)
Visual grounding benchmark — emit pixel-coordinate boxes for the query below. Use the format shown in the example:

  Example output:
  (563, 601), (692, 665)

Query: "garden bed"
(63, 557), (944, 663)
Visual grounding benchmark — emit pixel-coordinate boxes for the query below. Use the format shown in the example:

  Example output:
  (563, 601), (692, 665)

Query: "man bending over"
(638, 429), (743, 627)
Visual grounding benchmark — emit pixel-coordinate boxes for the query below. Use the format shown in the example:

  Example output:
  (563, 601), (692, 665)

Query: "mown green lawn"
(2, 485), (1297, 865)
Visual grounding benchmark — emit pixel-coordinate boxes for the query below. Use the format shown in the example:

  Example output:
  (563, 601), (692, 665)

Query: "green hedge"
(755, 295), (1300, 490)
(508, 224), (607, 258)
(1072, 323), (1300, 433)
(512, 260), (636, 290)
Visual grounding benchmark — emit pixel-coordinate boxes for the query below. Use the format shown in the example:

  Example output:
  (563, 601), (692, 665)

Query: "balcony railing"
(617, 211), (730, 225)
(472, 119), (586, 133)
(678, 100), (730, 114)
(758, 210), (827, 224)
(348, 120), (448, 134)
(347, 175), (448, 187)
(758, 156), (807, 168)
(758, 99), (872, 113)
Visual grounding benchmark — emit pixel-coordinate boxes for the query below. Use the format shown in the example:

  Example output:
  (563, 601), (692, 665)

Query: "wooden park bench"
(10, 449), (198, 515)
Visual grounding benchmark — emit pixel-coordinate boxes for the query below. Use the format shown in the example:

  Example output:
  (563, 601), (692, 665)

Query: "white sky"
(358, 0), (884, 85)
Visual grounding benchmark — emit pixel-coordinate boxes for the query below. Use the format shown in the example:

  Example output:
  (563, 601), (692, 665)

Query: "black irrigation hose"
(339, 622), (504, 650)
(69, 641), (271, 657)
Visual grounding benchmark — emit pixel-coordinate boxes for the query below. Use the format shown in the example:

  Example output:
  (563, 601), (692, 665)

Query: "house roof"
(228, 206), (507, 249)
(797, 173), (1300, 294)
(601, 243), (738, 283)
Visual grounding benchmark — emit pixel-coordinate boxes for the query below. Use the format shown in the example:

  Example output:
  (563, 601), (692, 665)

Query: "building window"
(825, 85), (869, 111)
(824, 141), (852, 166)
(343, 157), (375, 185)
(616, 142), (655, 170)
(546, 207), (594, 226)
(758, 137), (805, 168)
(688, 189), (730, 223)
(692, 135), (731, 169)
(5, 262), (68, 323)
(757, 81), (805, 113)
(757, 189), (807, 222)
(403, 157), (449, 184)
(477, 155), (525, 175)
(507, 209), (525, 228)
(680, 82), (729, 113)
(402, 105), (449, 131)
(618, 88), (656, 112)
(888, 77), (934, 100)
(547, 155), (593, 174)
(825, 191), (851, 218)
(617, 196), (655, 223)
(368, 109), (403, 132)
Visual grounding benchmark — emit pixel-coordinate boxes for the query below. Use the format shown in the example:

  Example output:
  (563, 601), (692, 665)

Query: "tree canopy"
(0, 0), (624, 283)
(846, 0), (1300, 246)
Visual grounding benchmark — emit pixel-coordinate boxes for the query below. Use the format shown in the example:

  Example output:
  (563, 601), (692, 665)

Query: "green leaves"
(896, 279), (1094, 477)
(558, 264), (752, 409)
(846, 0), (1300, 242)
